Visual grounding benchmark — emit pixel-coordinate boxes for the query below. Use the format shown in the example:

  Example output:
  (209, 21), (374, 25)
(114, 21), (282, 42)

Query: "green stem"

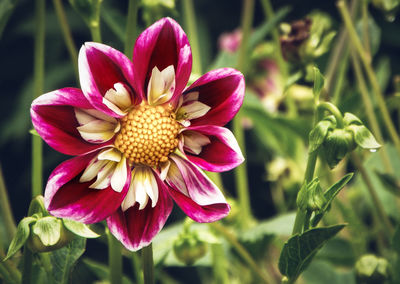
(0, 165), (16, 243)
(331, 47), (350, 104)
(132, 251), (144, 284)
(350, 50), (393, 172)
(233, 112), (252, 229)
(211, 244), (230, 284)
(32, 0), (45, 198)
(337, 0), (400, 155)
(90, 23), (102, 42)
(142, 244), (154, 284)
(237, 0), (255, 75)
(21, 247), (33, 284)
(259, 0), (287, 80)
(52, 0), (79, 82)
(351, 153), (394, 239)
(210, 222), (271, 284)
(361, 0), (371, 57)
(317, 102), (344, 128)
(182, 0), (202, 75)
(108, 232), (123, 284)
(124, 0), (139, 59)
(0, 249), (21, 284)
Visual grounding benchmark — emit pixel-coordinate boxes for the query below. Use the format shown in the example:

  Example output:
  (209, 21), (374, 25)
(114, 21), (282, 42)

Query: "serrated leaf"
(4, 216), (37, 260)
(32, 217), (62, 246)
(62, 219), (99, 238)
(278, 224), (346, 282)
(313, 66), (325, 100)
(311, 173), (353, 226)
(50, 237), (86, 284)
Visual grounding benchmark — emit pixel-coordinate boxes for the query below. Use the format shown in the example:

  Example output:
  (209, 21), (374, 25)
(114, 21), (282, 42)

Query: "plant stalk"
(108, 232), (123, 284)
(142, 244), (154, 284)
(21, 247), (33, 284)
(0, 165), (16, 243)
(125, 0), (139, 59)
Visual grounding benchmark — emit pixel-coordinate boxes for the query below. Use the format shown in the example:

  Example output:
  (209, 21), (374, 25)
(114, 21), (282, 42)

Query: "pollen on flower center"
(114, 104), (181, 167)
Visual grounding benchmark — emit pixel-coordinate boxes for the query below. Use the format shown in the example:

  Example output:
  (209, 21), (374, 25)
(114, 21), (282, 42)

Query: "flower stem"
(182, 0), (202, 75)
(317, 102), (345, 128)
(0, 165), (16, 243)
(237, 0), (255, 75)
(337, 0), (400, 155)
(351, 152), (394, 239)
(124, 0), (139, 59)
(21, 247), (33, 284)
(32, 0), (45, 198)
(259, 0), (287, 80)
(0, 249), (21, 284)
(90, 23), (102, 42)
(132, 251), (144, 284)
(211, 243), (230, 284)
(142, 244), (154, 284)
(108, 232), (123, 284)
(350, 51), (393, 172)
(210, 222), (271, 284)
(52, 0), (79, 82)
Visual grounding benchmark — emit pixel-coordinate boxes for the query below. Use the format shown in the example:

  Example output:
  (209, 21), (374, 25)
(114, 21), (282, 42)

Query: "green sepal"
(312, 66), (325, 101)
(347, 124), (381, 150)
(278, 224), (346, 282)
(311, 173), (354, 227)
(309, 115), (336, 152)
(4, 216), (37, 260)
(322, 128), (355, 168)
(296, 178), (326, 211)
(62, 218), (100, 238)
(32, 216), (62, 246)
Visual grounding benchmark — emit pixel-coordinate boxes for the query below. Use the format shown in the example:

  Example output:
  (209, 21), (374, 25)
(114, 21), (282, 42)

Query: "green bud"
(309, 115), (336, 153)
(296, 178), (326, 211)
(355, 254), (391, 284)
(173, 230), (207, 266)
(322, 128), (356, 168)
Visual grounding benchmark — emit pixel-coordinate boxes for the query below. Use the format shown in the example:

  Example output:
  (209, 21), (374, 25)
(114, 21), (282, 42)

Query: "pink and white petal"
(166, 155), (230, 222)
(133, 17), (192, 103)
(79, 42), (139, 117)
(106, 172), (173, 251)
(31, 88), (112, 155)
(45, 152), (131, 224)
(184, 68), (245, 127)
(183, 125), (244, 172)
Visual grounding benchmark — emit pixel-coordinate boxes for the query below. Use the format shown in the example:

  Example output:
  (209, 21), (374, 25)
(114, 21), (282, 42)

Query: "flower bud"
(173, 231), (207, 266)
(296, 179), (326, 212)
(355, 254), (391, 284)
(322, 128), (356, 169)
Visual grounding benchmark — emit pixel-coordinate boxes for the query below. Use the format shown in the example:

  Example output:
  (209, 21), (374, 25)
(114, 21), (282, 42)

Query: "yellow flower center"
(114, 104), (181, 167)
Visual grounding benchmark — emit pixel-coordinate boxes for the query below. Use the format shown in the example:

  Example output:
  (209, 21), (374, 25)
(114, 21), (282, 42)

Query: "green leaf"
(313, 66), (325, 100)
(248, 6), (291, 49)
(4, 216), (37, 260)
(374, 171), (400, 197)
(311, 173), (353, 226)
(62, 219), (100, 238)
(0, 0), (19, 39)
(278, 224), (346, 282)
(302, 259), (356, 284)
(32, 217), (62, 246)
(309, 116), (336, 153)
(82, 258), (133, 284)
(50, 237), (86, 284)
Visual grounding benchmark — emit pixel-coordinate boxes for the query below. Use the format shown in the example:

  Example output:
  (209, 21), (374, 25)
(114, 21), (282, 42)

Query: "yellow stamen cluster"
(114, 104), (181, 167)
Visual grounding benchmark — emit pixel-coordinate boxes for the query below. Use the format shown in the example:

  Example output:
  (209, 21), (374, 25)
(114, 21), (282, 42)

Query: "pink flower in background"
(31, 17), (245, 251)
(218, 29), (242, 53)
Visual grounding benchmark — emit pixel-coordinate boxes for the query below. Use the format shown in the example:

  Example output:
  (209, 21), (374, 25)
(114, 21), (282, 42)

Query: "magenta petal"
(79, 42), (139, 116)
(167, 155), (230, 222)
(106, 172), (173, 251)
(31, 88), (112, 155)
(45, 152), (131, 224)
(183, 125), (244, 172)
(185, 68), (245, 126)
(133, 17), (192, 103)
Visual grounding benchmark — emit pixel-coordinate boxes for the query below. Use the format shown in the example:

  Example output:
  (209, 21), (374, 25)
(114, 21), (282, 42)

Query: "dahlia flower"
(31, 17), (244, 251)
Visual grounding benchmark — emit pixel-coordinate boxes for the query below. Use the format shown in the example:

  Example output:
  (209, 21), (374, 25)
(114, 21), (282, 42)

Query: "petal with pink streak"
(79, 42), (139, 117)
(31, 88), (112, 155)
(106, 171), (173, 251)
(183, 125), (244, 172)
(184, 68), (245, 127)
(166, 155), (230, 222)
(132, 17), (192, 104)
(45, 152), (131, 224)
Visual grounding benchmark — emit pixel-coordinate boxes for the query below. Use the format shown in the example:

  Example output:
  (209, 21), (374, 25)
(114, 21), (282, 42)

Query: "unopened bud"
(173, 231), (207, 266)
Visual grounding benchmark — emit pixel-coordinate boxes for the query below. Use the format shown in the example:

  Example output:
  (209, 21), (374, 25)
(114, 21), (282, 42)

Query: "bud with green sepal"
(355, 254), (391, 284)
(296, 178), (327, 212)
(4, 196), (99, 259)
